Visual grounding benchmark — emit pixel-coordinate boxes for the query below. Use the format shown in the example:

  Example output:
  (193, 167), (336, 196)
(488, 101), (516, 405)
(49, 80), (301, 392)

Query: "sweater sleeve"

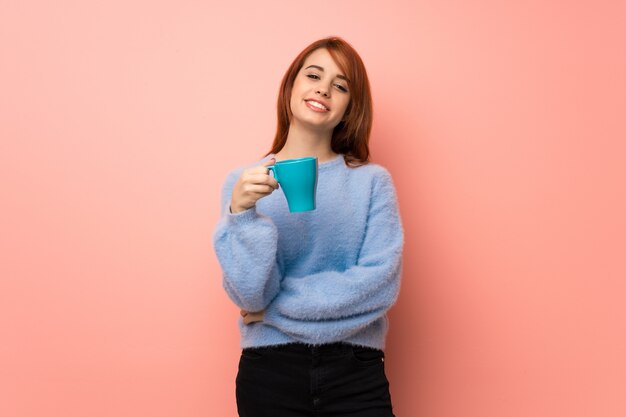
(212, 170), (282, 312)
(263, 301), (386, 344)
(263, 169), (404, 338)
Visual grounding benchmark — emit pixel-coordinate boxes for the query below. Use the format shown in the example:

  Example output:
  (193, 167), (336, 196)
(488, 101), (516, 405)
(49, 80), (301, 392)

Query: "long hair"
(266, 37), (373, 167)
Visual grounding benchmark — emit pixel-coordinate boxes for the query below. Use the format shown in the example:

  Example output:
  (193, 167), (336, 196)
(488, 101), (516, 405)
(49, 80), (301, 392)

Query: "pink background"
(1, 1), (625, 416)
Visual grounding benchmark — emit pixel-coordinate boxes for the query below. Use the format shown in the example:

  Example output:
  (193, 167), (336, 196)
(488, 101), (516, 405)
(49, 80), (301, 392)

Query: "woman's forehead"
(302, 48), (348, 78)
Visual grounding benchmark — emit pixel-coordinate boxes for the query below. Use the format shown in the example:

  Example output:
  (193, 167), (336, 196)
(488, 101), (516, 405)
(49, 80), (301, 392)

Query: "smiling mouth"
(305, 100), (329, 111)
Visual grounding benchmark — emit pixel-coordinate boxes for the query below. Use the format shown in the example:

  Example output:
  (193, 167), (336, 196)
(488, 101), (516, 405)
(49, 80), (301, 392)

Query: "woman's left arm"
(268, 169), (404, 322)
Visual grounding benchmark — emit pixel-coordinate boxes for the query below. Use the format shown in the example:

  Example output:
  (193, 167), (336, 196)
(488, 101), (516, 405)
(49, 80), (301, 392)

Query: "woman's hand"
(240, 309), (265, 325)
(230, 158), (279, 213)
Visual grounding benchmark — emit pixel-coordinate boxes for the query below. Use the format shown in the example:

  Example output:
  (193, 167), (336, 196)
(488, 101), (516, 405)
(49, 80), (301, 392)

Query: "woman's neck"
(275, 123), (338, 163)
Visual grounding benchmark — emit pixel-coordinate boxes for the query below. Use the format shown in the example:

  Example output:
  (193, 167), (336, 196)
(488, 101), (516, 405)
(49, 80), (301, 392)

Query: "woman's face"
(289, 48), (351, 134)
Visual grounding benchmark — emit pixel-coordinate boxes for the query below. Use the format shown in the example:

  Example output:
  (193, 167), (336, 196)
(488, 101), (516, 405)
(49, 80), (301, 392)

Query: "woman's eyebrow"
(305, 65), (348, 81)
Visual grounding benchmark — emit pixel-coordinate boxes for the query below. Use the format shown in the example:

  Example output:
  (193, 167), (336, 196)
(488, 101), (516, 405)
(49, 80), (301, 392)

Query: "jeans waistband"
(243, 342), (379, 356)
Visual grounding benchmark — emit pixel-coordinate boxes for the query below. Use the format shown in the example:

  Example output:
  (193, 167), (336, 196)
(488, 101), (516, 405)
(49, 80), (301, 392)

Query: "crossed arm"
(218, 171), (404, 341)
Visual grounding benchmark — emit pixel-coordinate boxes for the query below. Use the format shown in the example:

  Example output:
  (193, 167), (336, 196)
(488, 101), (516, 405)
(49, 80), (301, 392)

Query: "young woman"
(213, 36), (404, 417)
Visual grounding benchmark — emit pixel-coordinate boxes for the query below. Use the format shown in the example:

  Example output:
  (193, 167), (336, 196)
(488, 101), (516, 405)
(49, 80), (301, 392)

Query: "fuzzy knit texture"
(212, 153), (404, 350)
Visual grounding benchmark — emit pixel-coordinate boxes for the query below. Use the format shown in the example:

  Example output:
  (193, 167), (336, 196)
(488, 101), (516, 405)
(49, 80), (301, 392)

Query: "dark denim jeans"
(236, 342), (395, 417)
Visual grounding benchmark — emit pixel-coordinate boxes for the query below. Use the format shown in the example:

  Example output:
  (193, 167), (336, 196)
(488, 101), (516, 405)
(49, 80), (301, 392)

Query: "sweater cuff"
(225, 203), (260, 225)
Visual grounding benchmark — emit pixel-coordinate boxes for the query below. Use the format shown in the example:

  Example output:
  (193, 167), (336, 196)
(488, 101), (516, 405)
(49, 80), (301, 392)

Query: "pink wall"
(1, 1), (625, 416)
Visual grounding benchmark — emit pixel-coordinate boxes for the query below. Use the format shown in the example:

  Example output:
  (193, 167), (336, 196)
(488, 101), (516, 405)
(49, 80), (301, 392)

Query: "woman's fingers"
(262, 158), (276, 167)
(241, 310), (265, 325)
(230, 159), (279, 213)
(245, 173), (279, 189)
(247, 158), (275, 175)
(243, 184), (276, 195)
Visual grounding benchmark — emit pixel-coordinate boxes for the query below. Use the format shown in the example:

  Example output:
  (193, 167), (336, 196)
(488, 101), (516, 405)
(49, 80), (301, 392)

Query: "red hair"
(266, 36), (373, 167)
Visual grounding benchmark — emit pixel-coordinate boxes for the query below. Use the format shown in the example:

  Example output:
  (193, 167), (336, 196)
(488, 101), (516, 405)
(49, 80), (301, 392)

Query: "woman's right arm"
(212, 159), (281, 312)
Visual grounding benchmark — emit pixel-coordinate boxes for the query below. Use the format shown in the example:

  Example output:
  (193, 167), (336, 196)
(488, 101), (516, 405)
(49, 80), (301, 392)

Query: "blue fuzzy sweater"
(212, 153), (404, 350)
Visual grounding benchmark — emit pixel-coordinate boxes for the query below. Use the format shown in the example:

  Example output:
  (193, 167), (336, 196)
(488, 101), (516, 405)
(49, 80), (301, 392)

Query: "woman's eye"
(335, 84), (348, 92)
(306, 74), (320, 80)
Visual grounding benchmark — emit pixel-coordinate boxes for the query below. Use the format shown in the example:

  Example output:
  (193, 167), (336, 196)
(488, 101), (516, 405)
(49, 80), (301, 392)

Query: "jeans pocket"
(350, 345), (385, 367)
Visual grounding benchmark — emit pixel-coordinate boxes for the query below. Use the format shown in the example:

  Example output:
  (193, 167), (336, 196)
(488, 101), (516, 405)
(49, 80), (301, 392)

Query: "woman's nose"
(315, 88), (330, 98)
